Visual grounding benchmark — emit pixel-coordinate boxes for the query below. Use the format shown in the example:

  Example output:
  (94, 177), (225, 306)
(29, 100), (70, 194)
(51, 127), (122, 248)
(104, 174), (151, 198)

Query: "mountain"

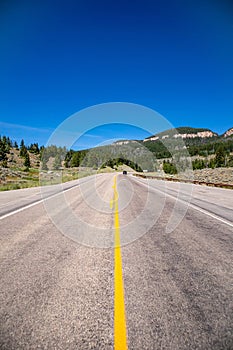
(143, 127), (218, 142)
(1, 126), (233, 190)
(139, 126), (233, 158)
(1, 126), (233, 171)
(223, 127), (233, 138)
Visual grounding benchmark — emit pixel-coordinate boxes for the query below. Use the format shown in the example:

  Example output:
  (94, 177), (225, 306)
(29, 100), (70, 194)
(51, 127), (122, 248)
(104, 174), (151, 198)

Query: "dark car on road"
(123, 170), (127, 175)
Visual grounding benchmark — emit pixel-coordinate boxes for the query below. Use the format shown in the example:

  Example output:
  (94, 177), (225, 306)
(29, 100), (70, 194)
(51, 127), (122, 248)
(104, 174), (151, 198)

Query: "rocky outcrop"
(224, 128), (233, 138)
(173, 130), (217, 139)
(114, 140), (137, 145)
(143, 136), (159, 142)
(144, 130), (217, 142)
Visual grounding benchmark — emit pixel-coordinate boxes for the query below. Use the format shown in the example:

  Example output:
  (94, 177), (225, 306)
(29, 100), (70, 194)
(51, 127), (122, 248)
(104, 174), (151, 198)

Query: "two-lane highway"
(0, 173), (233, 349)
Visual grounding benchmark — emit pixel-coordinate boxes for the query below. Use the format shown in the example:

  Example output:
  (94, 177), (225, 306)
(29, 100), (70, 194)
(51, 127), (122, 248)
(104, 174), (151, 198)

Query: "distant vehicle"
(123, 170), (127, 175)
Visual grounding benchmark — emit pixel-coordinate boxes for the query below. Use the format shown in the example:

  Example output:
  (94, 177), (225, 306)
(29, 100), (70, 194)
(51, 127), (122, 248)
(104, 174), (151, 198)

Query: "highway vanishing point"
(0, 173), (233, 350)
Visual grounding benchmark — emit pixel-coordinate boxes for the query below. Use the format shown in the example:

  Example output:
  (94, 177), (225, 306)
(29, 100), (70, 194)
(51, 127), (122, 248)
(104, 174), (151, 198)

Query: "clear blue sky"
(0, 0), (233, 147)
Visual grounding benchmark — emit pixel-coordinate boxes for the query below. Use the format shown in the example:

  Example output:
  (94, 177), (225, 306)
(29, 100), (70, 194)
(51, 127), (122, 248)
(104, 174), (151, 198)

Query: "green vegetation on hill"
(188, 139), (233, 156)
(40, 144), (67, 170)
(142, 129), (233, 166)
(175, 127), (214, 134)
(191, 146), (229, 170)
(0, 136), (10, 168)
(64, 142), (155, 171)
(0, 126), (233, 191)
(64, 149), (88, 168)
(144, 126), (214, 141)
(101, 157), (142, 172)
(163, 160), (178, 174)
(139, 140), (171, 159)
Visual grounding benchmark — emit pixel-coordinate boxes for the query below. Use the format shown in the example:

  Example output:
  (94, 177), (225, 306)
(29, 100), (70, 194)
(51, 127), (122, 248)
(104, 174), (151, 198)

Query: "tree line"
(0, 135), (42, 169)
(101, 157), (143, 172)
(162, 145), (233, 174)
(143, 137), (233, 159)
(1, 133), (233, 173)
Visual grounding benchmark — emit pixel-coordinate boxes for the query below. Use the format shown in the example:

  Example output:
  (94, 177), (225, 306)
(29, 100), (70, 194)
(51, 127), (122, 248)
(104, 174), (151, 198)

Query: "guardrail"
(133, 173), (233, 189)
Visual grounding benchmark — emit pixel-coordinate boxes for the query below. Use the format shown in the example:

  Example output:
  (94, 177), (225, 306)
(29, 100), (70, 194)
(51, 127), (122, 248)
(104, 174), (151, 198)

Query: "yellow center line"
(111, 175), (128, 350)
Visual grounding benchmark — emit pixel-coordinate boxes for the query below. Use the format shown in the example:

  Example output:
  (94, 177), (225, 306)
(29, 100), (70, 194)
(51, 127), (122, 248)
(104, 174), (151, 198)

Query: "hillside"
(0, 146), (41, 190)
(0, 139), (69, 190)
(143, 127), (217, 142)
(224, 127), (233, 138)
(141, 126), (233, 159)
(0, 126), (233, 190)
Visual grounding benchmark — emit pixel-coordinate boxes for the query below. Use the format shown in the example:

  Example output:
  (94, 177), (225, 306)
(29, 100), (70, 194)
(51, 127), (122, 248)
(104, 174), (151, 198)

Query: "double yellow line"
(111, 175), (128, 350)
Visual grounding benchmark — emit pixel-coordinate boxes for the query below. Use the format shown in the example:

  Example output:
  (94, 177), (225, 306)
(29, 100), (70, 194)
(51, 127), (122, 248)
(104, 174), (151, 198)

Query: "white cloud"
(0, 121), (52, 133)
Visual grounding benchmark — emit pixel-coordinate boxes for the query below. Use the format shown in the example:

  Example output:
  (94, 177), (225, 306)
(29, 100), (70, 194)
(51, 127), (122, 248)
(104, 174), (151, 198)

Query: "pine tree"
(24, 152), (31, 169)
(41, 158), (48, 170)
(20, 139), (25, 148)
(6, 137), (12, 149)
(53, 154), (61, 170)
(70, 152), (81, 167)
(20, 139), (27, 157)
(215, 146), (225, 167)
(29, 143), (40, 154)
(0, 138), (8, 167)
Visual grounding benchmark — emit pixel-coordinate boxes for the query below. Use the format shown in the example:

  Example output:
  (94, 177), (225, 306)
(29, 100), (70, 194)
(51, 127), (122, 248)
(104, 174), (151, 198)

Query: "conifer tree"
(20, 139), (27, 157)
(24, 151), (31, 169)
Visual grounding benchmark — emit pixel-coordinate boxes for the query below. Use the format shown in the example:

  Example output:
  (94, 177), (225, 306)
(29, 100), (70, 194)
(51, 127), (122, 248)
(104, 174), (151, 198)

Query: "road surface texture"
(0, 173), (232, 350)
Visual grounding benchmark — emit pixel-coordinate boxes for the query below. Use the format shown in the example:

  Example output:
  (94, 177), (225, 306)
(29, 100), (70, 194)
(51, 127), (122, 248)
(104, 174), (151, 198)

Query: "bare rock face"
(143, 128), (218, 142)
(224, 128), (233, 138)
(143, 136), (159, 142)
(173, 131), (217, 139)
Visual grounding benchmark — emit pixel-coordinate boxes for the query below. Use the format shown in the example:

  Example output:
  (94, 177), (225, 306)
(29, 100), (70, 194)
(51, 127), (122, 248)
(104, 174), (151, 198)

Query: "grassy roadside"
(0, 168), (40, 191)
(0, 166), (116, 191)
(2, 165), (232, 191)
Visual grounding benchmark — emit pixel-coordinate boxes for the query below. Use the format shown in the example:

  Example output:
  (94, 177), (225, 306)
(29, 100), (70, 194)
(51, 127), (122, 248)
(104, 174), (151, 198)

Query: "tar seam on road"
(111, 175), (128, 350)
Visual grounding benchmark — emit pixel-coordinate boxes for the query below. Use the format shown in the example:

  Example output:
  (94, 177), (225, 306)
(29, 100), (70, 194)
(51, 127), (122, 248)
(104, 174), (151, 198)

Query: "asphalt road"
(0, 173), (232, 349)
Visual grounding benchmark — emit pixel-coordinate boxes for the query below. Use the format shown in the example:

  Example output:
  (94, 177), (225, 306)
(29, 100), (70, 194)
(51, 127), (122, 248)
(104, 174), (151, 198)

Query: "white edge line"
(0, 175), (99, 221)
(0, 199), (45, 220)
(0, 191), (41, 210)
(132, 177), (233, 229)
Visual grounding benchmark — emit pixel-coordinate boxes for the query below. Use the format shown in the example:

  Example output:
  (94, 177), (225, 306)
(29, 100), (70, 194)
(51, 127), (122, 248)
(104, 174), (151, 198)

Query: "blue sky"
(0, 0), (233, 148)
